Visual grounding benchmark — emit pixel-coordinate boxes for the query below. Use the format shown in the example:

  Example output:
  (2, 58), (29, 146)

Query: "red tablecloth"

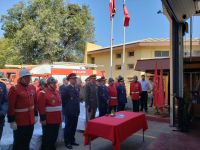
(84, 111), (148, 150)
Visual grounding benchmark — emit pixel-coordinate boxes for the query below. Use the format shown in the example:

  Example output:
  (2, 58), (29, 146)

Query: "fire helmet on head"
(19, 68), (31, 78)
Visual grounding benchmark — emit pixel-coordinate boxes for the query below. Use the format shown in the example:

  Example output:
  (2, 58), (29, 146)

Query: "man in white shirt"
(140, 74), (150, 112)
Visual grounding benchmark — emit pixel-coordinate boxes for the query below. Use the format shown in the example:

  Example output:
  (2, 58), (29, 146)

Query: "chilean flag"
(123, 4), (130, 27)
(153, 63), (159, 108)
(109, 0), (116, 18)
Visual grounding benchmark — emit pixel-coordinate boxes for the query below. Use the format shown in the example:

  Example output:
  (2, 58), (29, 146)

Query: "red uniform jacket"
(36, 88), (43, 98)
(38, 88), (62, 124)
(108, 85), (118, 106)
(8, 83), (37, 126)
(130, 81), (142, 101)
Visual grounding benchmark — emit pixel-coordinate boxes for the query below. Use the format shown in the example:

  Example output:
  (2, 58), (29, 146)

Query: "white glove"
(10, 122), (17, 130)
(35, 116), (38, 124)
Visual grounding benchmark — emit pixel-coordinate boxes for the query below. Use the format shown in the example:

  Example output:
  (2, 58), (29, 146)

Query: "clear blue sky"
(0, 0), (200, 47)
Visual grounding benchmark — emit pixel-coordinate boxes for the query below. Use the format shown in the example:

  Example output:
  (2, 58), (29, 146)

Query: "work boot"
(65, 144), (72, 149)
(71, 142), (79, 146)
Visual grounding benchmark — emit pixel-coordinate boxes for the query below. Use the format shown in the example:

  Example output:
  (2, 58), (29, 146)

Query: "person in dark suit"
(116, 76), (127, 111)
(0, 77), (8, 141)
(61, 73), (80, 149)
(98, 77), (109, 117)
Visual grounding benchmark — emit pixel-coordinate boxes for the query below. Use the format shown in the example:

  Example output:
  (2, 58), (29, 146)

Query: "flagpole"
(110, 16), (114, 78)
(122, 0), (126, 77)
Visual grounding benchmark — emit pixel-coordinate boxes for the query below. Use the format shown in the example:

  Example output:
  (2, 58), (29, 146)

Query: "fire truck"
(0, 62), (105, 87)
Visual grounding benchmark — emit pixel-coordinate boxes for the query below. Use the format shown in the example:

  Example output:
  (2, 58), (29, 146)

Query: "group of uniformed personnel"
(0, 67), (149, 150)
(2, 68), (81, 150)
(95, 74), (148, 115)
(85, 75), (128, 118)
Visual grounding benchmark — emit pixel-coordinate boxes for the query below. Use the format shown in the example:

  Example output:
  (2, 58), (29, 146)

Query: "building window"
(115, 65), (121, 70)
(154, 51), (169, 58)
(127, 64), (134, 70)
(91, 57), (95, 64)
(184, 50), (200, 57)
(128, 51), (134, 57)
(116, 53), (122, 58)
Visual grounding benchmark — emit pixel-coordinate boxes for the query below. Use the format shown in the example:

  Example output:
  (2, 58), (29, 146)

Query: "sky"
(0, 0), (200, 47)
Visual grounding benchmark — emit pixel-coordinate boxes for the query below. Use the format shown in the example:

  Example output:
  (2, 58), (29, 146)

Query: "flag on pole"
(153, 62), (159, 108)
(123, 4), (130, 27)
(109, 0), (116, 77)
(109, 0), (116, 18)
(158, 65), (165, 112)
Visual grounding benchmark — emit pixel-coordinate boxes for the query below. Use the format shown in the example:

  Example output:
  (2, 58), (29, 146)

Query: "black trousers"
(86, 106), (97, 122)
(0, 126), (3, 141)
(99, 103), (108, 117)
(117, 104), (125, 111)
(64, 115), (78, 145)
(41, 124), (60, 150)
(140, 91), (148, 111)
(13, 125), (34, 150)
(132, 100), (140, 112)
(108, 106), (117, 114)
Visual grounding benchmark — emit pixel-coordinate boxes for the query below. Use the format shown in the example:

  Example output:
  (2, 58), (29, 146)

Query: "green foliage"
(0, 38), (18, 68)
(1, 0), (94, 64)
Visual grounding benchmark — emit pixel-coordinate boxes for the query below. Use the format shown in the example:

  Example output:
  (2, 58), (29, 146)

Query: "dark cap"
(89, 74), (96, 79)
(67, 73), (77, 80)
(108, 77), (114, 83)
(118, 75), (124, 79)
(100, 76), (106, 81)
(47, 77), (57, 84)
(118, 76), (124, 82)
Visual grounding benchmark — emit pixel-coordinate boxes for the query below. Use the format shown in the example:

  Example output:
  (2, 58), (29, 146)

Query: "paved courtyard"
(56, 118), (200, 150)
(56, 120), (171, 150)
(1, 117), (200, 150)
(1, 99), (199, 150)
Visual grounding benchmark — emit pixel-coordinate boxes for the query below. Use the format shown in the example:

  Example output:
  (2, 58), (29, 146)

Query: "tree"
(0, 38), (17, 68)
(1, 0), (94, 64)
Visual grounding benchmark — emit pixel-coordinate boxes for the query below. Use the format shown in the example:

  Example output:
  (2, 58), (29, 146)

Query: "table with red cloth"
(84, 111), (148, 150)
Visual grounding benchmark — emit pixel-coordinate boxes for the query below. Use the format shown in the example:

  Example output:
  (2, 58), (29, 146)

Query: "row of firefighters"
(0, 68), (152, 150)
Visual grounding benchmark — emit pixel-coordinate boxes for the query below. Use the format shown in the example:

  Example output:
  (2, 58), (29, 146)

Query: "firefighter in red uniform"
(38, 77), (62, 150)
(7, 68), (38, 150)
(36, 79), (47, 96)
(108, 78), (118, 114)
(130, 75), (142, 112)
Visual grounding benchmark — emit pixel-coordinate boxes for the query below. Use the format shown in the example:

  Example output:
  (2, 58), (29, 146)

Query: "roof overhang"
(162, 0), (200, 23)
(135, 57), (200, 73)
(135, 58), (170, 73)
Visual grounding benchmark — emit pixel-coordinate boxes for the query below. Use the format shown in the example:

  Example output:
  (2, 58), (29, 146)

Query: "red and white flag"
(123, 4), (130, 27)
(109, 0), (116, 18)
(153, 62), (159, 108)
(158, 65), (165, 112)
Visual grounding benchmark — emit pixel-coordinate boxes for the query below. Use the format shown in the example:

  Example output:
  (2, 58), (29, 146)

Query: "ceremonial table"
(84, 111), (148, 150)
